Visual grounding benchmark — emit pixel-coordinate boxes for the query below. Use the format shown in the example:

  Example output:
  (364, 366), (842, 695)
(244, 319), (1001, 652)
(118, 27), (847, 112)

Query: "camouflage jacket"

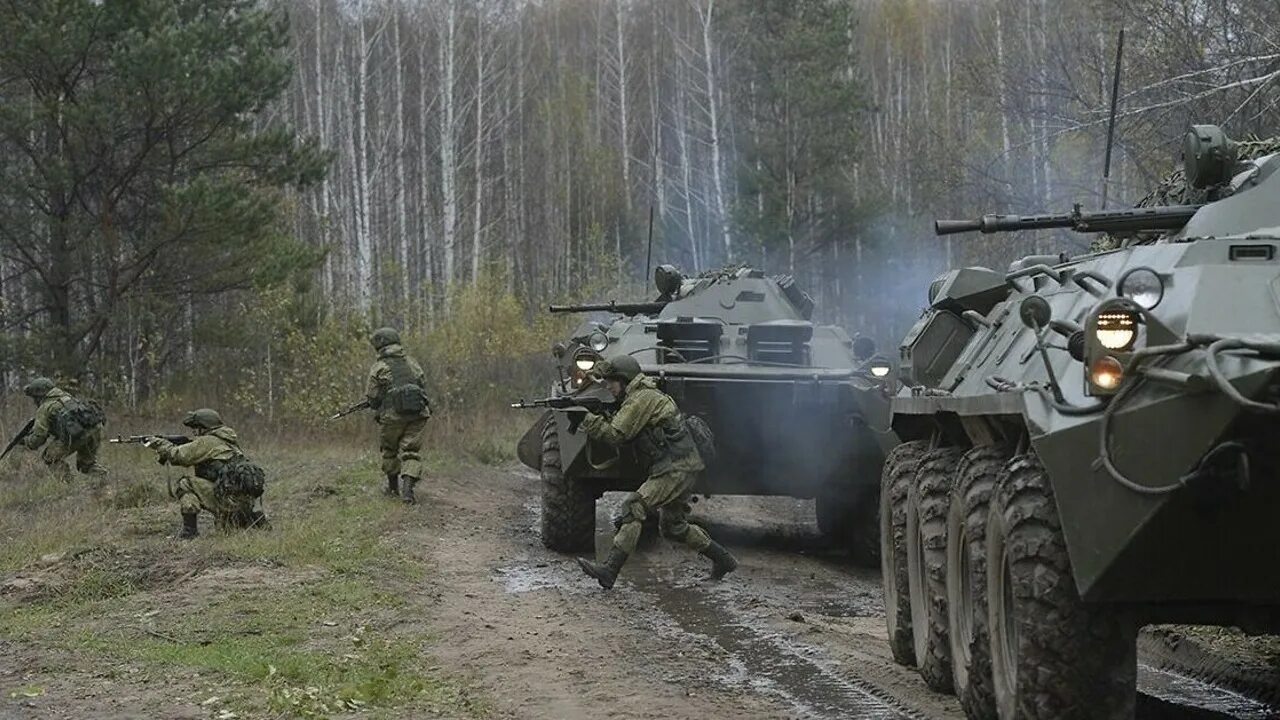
(581, 374), (703, 475)
(152, 427), (243, 481)
(24, 388), (73, 450)
(365, 344), (428, 421)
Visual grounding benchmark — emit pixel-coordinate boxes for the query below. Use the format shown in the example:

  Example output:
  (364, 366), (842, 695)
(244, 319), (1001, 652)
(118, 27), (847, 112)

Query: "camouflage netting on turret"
(1092, 136), (1280, 252)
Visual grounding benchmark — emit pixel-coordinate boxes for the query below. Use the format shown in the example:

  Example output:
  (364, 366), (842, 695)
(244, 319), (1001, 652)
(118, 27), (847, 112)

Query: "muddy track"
(414, 469), (1280, 720)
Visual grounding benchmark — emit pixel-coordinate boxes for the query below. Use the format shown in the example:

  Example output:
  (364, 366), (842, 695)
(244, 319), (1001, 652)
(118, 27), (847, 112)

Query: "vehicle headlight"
(1117, 267), (1164, 310)
(575, 356), (597, 372)
(1090, 356), (1125, 391)
(588, 331), (609, 353)
(868, 356), (892, 378)
(1095, 310), (1138, 351)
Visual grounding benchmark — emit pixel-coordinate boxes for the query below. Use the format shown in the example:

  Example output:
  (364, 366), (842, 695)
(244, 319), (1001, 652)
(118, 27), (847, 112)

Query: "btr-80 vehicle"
(516, 266), (895, 562)
(880, 126), (1280, 719)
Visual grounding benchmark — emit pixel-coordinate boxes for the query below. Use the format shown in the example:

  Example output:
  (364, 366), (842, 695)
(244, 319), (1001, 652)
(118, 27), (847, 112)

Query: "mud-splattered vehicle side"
(879, 126), (1280, 719)
(517, 266), (897, 562)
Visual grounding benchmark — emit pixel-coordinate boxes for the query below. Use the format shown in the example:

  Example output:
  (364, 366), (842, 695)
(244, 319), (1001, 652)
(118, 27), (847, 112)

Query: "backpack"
(386, 356), (431, 417)
(215, 457), (266, 499)
(52, 398), (106, 446)
(683, 414), (717, 465)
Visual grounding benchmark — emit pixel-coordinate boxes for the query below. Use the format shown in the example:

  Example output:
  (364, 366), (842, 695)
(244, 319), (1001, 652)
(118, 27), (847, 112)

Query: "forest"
(1, 0), (1278, 417)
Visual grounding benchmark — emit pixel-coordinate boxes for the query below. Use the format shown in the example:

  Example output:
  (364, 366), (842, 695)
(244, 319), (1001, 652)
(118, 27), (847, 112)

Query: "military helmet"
(183, 408), (224, 430)
(23, 377), (55, 399)
(370, 327), (401, 350)
(600, 355), (642, 383)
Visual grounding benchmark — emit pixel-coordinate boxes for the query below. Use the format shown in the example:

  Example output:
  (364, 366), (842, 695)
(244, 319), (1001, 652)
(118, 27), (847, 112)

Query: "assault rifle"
(511, 396), (618, 433)
(329, 399), (371, 421)
(0, 419), (35, 462)
(109, 434), (192, 447)
(934, 203), (1202, 236)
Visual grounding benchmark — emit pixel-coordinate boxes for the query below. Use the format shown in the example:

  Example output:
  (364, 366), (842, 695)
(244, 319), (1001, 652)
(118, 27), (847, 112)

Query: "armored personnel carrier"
(516, 266), (895, 562)
(880, 126), (1280, 719)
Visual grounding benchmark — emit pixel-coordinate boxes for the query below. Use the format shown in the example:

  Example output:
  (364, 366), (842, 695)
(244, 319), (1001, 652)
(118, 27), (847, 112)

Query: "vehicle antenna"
(644, 204), (655, 284)
(1101, 27), (1125, 209)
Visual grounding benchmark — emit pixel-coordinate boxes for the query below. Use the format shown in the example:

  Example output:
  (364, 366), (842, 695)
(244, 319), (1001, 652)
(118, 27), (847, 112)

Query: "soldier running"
(21, 377), (107, 481)
(365, 327), (431, 504)
(575, 356), (737, 589)
(146, 409), (267, 539)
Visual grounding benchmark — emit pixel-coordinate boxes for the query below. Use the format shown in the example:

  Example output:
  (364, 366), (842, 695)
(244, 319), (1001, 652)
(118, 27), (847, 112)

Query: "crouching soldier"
(147, 409), (267, 539)
(575, 356), (737, 589)
(366, 327), (431, 504)
(21, 377), (107, 481)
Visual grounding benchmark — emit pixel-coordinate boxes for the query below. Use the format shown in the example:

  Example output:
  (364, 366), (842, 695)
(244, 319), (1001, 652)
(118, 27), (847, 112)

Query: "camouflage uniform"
(576, 357), (737, 589)
(366, 327), (431, 504)
(22, 379), (105, 481)
(149, 409), (264, 539)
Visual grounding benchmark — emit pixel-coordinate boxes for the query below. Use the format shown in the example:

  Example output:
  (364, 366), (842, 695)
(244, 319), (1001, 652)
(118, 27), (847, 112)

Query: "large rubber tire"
(947, 445), (1009, 719)
(987, 454), (1136, 720)
(880, 440), (929, 666)
(539, 419), (595, 553)
(907, 447), (964, 693)
(816, 490), (879, 567)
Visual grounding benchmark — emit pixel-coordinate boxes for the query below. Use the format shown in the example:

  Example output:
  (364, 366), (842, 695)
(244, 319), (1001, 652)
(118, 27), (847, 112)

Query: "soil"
(1, 459), (1277, 719)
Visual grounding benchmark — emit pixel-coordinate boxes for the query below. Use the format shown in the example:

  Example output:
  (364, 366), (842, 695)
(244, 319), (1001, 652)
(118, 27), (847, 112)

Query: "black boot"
(384, 473), (400, 497)
(576, 547), (629, 589)
(178, 513), (199, 540)
(400, 475), (416, 505)
(701, 540), (738, 580)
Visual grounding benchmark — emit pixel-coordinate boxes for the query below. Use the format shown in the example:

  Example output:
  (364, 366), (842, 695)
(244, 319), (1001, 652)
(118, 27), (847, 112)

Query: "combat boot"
(576, 547), (628, 589)
(384, 473), (400, 497)
(400, 475), (416, 505)
(178, 513), (199, 540)
(701, 540), (738, 580)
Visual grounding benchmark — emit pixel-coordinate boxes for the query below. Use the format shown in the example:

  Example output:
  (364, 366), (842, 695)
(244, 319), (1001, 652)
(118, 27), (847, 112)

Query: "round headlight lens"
(1117, 268), (1164, 310)
(1090, 356), (1125, 390)
(588, 331), (609, 353)
(1095, 310), (1138, 351)
(869, 357), (892, 378)
(575, 357), (597, 372)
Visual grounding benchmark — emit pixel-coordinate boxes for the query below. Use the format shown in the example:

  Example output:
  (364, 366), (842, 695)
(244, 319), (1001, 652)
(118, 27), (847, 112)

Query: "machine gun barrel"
(548, 301), (668, 316)
(935, 204), (1203, 237)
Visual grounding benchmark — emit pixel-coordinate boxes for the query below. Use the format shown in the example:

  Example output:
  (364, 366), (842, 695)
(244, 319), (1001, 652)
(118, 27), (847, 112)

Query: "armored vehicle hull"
(517, 267), (895, 563)
(879, 128), (1280, 719)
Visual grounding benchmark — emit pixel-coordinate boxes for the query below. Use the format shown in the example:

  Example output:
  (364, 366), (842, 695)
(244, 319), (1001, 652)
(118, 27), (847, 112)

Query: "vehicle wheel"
(817, 490), (879, 567)
(907, 447), (964, 693)
(947, 444), (1009, 719)
(881, 440), (929, 666)
(539, 419), (595, 552)
(987, 454), (1136, 720)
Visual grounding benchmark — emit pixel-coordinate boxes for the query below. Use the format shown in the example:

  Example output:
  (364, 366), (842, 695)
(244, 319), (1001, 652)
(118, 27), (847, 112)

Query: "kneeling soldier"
(147, 409), (267, 539)
(575, 356), (737, 589)
(22, 377), (107, 481)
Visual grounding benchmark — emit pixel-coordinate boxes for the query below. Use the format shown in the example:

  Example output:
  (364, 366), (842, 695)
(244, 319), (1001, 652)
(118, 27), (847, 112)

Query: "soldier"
(146, 409), (266, 539)
(366, 327), (431, 504)
(21, 377), (106, 481)
(575, 356), (737, 589)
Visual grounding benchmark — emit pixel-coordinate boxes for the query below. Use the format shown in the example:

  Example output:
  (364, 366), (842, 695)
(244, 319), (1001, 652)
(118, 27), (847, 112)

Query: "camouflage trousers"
(41, 427), (104, 481)
(612, 469), (712, 555)
(378, 416), (429, 480)
(169, 476), (257, 530)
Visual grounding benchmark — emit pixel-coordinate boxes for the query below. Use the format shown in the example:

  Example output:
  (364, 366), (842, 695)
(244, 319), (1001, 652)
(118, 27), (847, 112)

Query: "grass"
(0, 422), (498, 719)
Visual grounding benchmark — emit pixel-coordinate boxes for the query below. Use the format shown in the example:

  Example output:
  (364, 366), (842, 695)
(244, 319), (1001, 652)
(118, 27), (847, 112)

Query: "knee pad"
(610, 492), (648, 530)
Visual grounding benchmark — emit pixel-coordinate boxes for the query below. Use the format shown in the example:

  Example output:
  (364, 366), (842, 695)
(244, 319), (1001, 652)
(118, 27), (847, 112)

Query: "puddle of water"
(1138, 664), (1278, 720)
(639, 568), (919, 720)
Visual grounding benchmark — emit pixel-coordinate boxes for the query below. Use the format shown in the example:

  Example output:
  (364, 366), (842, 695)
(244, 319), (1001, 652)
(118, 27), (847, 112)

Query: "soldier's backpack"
(216, 457), (266, 499)
(386, 356), (432, 417)
(51, 398), (106, 446)
(683, 414), (717, 464)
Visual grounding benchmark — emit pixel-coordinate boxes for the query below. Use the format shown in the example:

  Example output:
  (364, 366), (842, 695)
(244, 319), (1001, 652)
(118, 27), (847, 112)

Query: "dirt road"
(1, 451), (1274, 719)
(410, 466), (1278, 720)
